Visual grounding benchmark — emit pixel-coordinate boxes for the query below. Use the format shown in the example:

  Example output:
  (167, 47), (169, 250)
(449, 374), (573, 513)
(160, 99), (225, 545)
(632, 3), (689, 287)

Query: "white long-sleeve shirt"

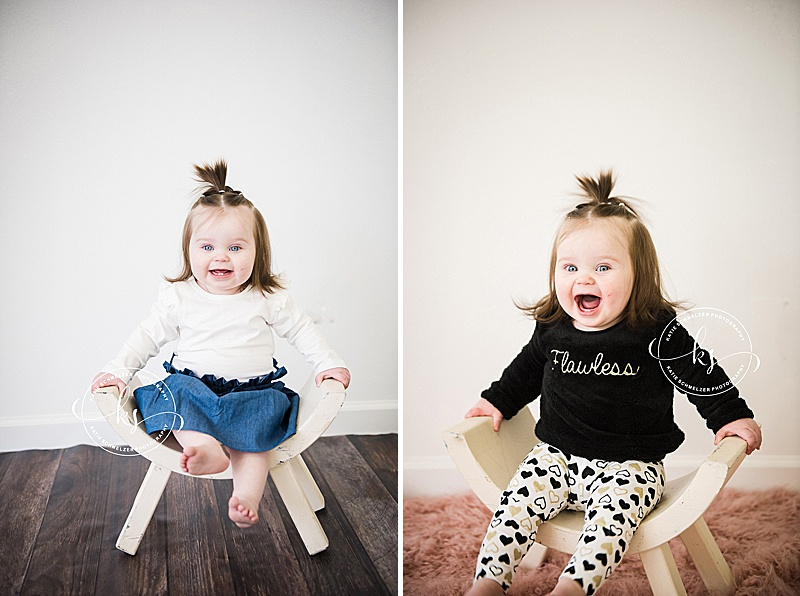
(103, 278), (346, 381)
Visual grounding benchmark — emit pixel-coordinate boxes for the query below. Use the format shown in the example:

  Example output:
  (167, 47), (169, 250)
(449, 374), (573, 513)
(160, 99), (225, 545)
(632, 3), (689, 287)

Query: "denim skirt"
(133, 359), (299, 452)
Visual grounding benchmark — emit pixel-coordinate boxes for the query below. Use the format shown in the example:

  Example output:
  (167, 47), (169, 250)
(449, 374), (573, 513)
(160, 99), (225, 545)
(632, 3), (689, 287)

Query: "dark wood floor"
(0, 434), (397, 596)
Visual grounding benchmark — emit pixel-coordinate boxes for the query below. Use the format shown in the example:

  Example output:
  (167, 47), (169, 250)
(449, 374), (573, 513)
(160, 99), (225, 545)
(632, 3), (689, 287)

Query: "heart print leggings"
(474, 441), (665, 594)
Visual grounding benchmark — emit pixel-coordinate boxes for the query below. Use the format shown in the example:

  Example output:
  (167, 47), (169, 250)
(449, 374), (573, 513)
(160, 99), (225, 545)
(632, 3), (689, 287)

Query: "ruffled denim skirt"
(133, 359), (299, 452)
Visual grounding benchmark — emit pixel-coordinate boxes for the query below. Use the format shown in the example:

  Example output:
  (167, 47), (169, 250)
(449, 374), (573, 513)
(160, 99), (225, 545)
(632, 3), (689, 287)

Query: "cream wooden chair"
(443, 406), (748, 596)
(93, 374), (346, 556)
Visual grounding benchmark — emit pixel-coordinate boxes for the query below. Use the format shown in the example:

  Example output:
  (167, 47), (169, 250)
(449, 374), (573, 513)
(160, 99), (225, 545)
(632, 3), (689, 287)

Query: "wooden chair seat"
(443, 406), (747, 595)
(94, 375), (346, 556)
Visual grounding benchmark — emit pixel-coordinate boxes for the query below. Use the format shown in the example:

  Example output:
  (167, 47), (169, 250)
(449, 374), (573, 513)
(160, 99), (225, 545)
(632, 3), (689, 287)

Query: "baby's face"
(189, 206), (256, 295)
(554, 219), (633, 331)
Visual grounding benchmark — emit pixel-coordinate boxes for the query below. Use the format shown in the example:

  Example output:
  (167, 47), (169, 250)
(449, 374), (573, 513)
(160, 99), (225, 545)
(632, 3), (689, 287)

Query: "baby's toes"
(228, 496), (258, 528)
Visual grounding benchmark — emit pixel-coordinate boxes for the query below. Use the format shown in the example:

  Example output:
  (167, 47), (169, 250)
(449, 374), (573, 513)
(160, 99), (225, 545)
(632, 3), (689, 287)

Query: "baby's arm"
(465, 398), (504, 432)
(269, 292), (349, 382)
(666, 323), (760, 455)
(714, 418), (762, 455)
(315, 367), (351, 388)
(93, 283), (179, 394)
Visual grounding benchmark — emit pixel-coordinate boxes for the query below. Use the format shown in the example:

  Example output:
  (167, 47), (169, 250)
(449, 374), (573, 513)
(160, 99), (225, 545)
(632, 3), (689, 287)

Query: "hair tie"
(200, 186), (244, 199)
(202, 188), (231, 196)
(617, 201), (636, 215)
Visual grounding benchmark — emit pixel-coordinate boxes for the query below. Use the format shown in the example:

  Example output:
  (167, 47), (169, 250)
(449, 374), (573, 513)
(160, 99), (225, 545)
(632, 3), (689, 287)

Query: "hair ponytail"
(569, 169), (639, 219)
(576, 169), (615, 203)
(194, 160), (229, 194)
(193, 160), (244, 201)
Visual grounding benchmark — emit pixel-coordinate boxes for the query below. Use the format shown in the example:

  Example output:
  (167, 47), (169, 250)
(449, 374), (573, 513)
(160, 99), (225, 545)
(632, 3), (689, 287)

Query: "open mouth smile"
(210, 269), (233, 278)
(575, 294), (601, 315)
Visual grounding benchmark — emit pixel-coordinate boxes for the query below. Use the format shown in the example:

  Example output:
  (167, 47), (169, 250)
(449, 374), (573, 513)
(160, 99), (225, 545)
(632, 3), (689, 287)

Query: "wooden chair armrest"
(268, 377), (346, 467)
(443, 407), (538, 509)
(703, 434), (748, 488)
(629, 434), (749, 550)
(92, 386), (152, 447)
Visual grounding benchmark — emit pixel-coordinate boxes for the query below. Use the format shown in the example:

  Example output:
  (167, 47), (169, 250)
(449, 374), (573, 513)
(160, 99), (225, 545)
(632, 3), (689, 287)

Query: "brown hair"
(165, 160), (283, 294)
(518, 170), (679, 328)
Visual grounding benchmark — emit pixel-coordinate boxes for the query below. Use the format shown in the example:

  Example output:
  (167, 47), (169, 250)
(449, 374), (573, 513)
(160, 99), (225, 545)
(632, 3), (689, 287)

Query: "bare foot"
(181, 445), (229, 475)
(229, 495), (259, 528)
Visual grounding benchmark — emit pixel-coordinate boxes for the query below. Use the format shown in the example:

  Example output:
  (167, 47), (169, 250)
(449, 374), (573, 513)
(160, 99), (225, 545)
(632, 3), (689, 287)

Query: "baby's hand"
(714, 418), (762, 455)
(91, 372), (128, 396)
(465, 398), (504, 432)
(316, 367), (351, 389)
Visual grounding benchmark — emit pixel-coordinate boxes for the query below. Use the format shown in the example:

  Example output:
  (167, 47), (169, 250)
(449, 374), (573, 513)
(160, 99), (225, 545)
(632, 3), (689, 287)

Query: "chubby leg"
(471, 442), (571, 593)
(561, 460), (666, 595)
(227, 449), (271, 528)
(173, 429), (229, 475)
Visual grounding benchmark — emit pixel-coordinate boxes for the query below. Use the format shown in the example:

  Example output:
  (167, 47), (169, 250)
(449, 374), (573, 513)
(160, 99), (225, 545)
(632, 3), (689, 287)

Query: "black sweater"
(482, 314), (755, 462)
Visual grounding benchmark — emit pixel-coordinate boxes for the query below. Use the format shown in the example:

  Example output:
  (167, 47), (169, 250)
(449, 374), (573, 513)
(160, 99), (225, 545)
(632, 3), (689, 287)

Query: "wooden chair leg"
(519, 542), (549, 570)
(288, 454), (324, 512)
(271, 460), (328, 555)
(680, 517), (735, 595)
(117, 462), (172, 555)
(639, 542), (687, 596)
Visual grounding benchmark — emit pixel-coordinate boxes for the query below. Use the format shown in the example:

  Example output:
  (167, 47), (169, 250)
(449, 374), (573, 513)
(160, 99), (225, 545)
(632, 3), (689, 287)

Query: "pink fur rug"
(404, 489), (800, 595)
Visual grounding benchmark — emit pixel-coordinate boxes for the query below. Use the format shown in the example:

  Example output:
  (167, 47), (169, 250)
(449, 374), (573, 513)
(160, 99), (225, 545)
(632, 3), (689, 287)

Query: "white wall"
(0, 0), (398, 450)
(405, 0), (800, 494)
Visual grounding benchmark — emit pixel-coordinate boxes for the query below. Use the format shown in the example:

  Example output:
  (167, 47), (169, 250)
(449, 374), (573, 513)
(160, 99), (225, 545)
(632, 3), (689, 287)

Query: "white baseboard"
(403, 454), (800, 498)
(326, 399), (398, 435)
(0, 399), (398, 453)
(403, 456), (474, 497)
(662, 454), (800, 491)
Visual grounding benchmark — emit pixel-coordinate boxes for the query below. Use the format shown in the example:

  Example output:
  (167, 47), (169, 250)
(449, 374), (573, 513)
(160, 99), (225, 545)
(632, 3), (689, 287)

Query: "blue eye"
(230, 246), (240, 252)
(597, 265), (610, 272)
(202, 245), (213, 251)
(565, 265), (577, 272)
